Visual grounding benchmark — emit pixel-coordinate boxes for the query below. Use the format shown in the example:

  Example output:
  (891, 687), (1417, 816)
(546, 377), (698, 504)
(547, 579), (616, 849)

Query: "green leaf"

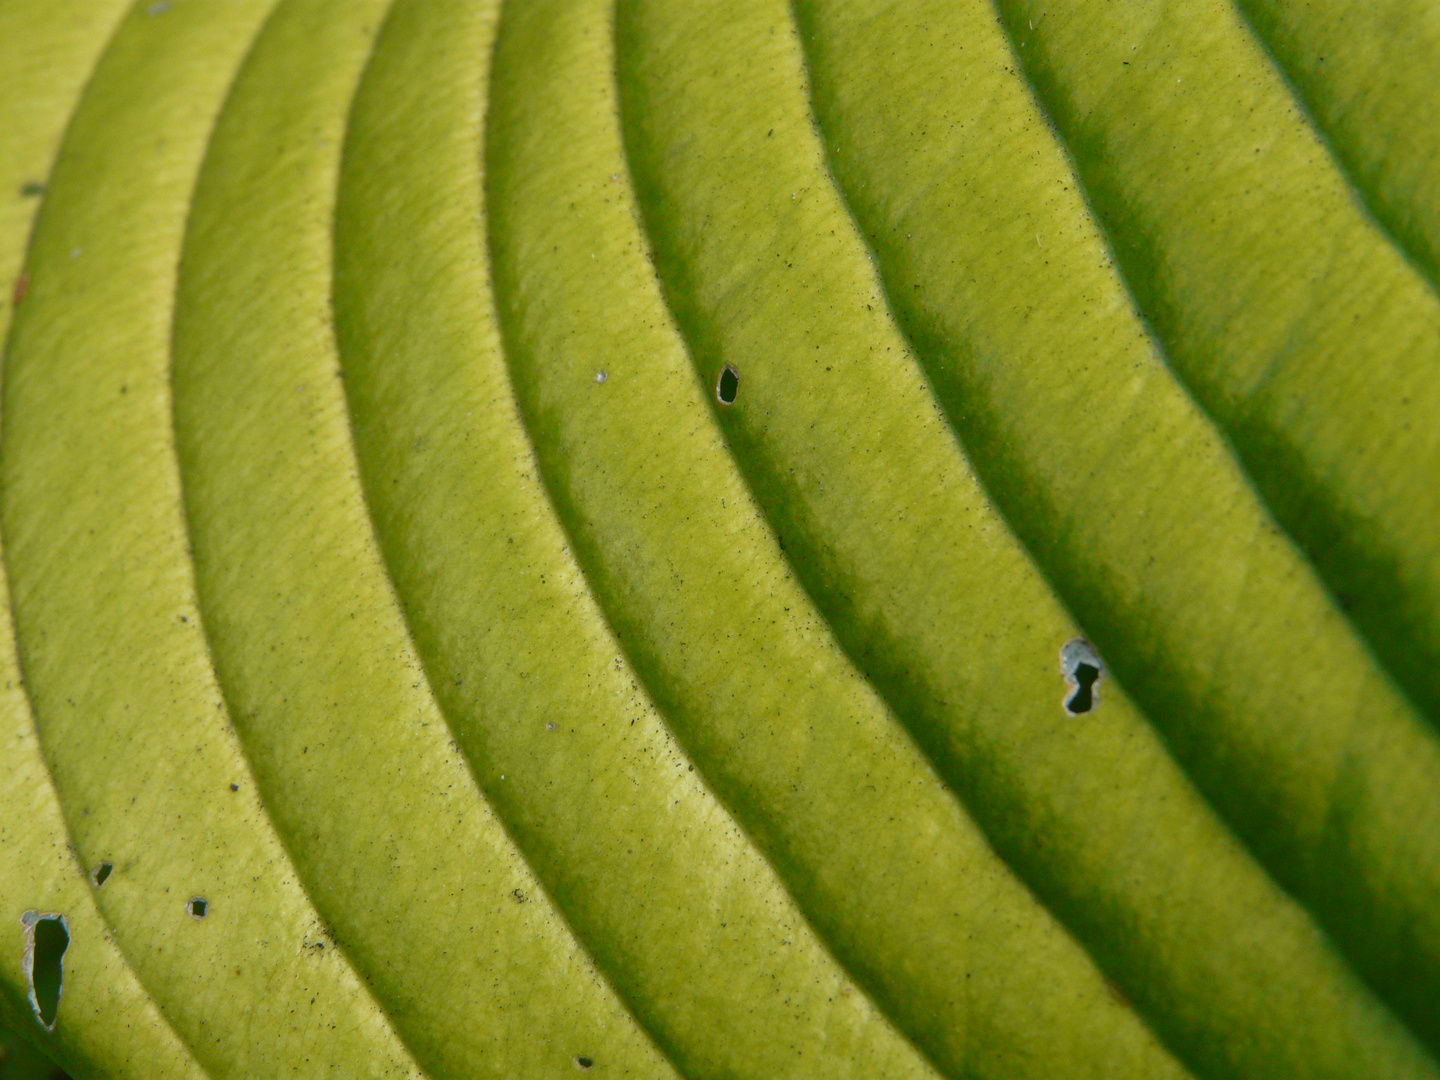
(791, 0), (1440, 1057)
(2, 1017), (66, 1080)
(2, 0), (1439, 1078)
(1, 1), (426, 1075)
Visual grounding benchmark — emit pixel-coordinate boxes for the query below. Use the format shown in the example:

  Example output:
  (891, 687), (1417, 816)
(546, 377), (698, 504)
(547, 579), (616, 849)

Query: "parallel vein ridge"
(0, 2), (205, 1073)
(1, 2), (426, 1075)
(789, 0), (1440, 1063)
(1, 2), (1437, 1077)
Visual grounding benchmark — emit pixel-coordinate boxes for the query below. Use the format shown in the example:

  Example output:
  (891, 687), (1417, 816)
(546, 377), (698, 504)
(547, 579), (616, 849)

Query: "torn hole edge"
(1059, 637), (1104, 715)
(716, 364), (739, 404)
(20, 910), (68, 1032)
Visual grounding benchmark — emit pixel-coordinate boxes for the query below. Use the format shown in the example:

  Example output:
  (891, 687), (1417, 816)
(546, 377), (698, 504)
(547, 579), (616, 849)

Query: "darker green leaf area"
(0, 1020), (68, 1080)
(1023, 25), (1440, 736)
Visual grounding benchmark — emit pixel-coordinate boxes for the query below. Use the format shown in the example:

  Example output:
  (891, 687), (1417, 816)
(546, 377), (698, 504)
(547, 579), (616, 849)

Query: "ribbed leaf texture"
(2, 1), (1439, 1078)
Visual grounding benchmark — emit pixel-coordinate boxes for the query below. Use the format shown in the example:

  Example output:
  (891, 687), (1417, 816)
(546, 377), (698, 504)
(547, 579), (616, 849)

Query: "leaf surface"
(0, 4), (211, 1078)
(792, 0), (1440, 1055)
(0, 2), (426, 1075)
(1, 2), (1437, 1078)
(614, 0), (1439, 1076)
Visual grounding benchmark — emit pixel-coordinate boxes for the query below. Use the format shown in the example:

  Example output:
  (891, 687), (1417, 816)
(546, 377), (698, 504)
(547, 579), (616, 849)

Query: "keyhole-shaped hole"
(1059, 639), (1104, 716)
(1066, 662), (1100, 714)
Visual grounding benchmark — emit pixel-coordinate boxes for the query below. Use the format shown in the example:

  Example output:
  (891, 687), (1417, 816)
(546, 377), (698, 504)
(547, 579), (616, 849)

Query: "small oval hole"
(92, 862), (113, 887)
(716, 365), (739, 405)
(187, 898), (208, 920)
(575, 1057), (594, 1071)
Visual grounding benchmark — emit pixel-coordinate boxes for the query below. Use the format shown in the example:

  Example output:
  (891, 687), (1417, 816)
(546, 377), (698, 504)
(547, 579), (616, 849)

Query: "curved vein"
(0, 2), (427, 1075)
(1232, 0), (1440, 293)
(790, 0), (1440, 1059)
(487, 2), (1195, 1079)
(981, 0), (1440, 752)
(614, 0), (1440, 1077)
(0, 5), (210, 1078)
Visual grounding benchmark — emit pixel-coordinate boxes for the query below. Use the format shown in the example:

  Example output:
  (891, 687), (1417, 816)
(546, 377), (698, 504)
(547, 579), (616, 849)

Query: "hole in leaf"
(575, 1057), (594, 1071)
(92, 862), (112, 887)
(188, 898), (207, 920)
(22, 912), (68, 1031)
(1059, 638), (1104, 716)
(716, 365), (739, 405)
(1066, 663), (1100, 714)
